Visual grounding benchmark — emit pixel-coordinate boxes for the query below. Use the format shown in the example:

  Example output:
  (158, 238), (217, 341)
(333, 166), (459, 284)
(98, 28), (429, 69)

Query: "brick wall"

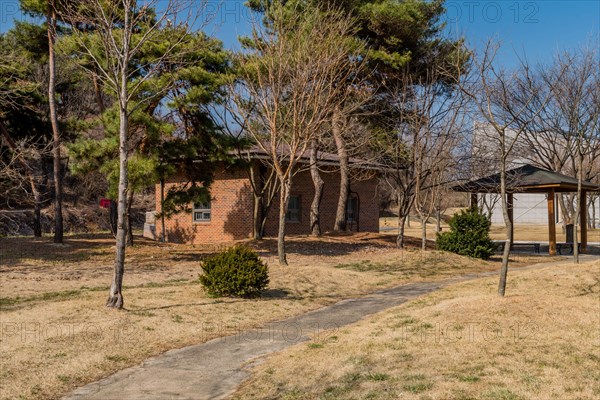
(263, 168), (380, 236)
(155, 166), (254, 244)
(155, 163), (380, 244)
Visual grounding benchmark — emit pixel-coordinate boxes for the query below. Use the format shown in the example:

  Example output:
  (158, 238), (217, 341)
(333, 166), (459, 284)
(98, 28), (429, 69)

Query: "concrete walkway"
(63, 255), (598, 400)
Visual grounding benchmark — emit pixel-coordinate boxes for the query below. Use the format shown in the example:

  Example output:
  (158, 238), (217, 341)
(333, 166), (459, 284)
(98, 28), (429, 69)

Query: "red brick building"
(145, 154), (381, 244)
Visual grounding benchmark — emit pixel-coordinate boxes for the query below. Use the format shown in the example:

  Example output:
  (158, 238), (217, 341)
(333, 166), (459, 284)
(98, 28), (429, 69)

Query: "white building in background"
(485, 193), (600, 226)
(471, 123), (600, 226)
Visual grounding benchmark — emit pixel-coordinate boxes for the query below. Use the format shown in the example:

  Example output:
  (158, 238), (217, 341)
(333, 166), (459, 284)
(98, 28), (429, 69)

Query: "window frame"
(286, 195), (301, 223)
(192, 200), (212, 223)
(346, 195), (358, 223)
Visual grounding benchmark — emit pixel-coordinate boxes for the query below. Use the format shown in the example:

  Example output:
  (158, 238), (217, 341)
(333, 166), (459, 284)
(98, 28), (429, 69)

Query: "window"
(193, 200), (211, 222)
(286, 195), (301, 222)
(346, 195), (358, 223)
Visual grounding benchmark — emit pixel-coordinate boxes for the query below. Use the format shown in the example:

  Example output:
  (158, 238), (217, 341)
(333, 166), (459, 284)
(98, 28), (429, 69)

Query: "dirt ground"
(0, 232), (563, 400)
(233, 259), (600, 400)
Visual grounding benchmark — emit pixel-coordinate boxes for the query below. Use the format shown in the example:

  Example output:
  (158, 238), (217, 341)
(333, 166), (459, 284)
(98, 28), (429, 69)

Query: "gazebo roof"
(454, 164), (600, 193)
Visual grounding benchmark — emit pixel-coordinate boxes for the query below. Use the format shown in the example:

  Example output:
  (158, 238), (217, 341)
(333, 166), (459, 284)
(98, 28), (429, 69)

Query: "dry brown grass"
(233, 259), (600, 400)
(380, 217), (600, 243)
(0, 232), (562, 400)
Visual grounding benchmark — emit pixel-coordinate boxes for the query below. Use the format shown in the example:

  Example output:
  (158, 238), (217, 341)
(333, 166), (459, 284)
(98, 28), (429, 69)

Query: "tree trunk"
(309, 141), (324, 236)
(32, 182), (42, 237)
(92, 73), (106, 113)
(277, 178), (291, 265)
(421, 215), (427, 251)
(109, 199), (117, 237)
(125, 188), (134, 247)
(396, 193), (407, 248)
(47, 1), (63, 244)
(436, 208), (442, 233)
(559, 194), (574, 233)
(573, 152), (583, 264)
(397, 214), (407, 249)
(107, 103), (128, 309)
(160, 178), (166, 242)
(249, 164), (264, 240)
(332, 107), (349, 231)
(252, 193), (263, 240)
(498, 159), (511, 297)
(592, 197), (596, 229)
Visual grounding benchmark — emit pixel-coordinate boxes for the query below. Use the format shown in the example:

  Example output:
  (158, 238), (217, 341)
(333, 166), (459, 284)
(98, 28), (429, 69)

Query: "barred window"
(193, 200), (211, 222)
(346, 195), (358, 223)
(286, 195), (301, 222)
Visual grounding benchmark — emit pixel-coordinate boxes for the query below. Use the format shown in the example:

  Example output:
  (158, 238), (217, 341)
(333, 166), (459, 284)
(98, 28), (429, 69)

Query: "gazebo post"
(507, 193), (514, 245)
(547, 188), (556, 256)
(581, 189), (587, 253)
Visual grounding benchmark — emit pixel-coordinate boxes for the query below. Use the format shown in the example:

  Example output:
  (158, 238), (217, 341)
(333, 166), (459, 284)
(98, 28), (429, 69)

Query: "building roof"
(453, 164), (600, 193)
(237, 145), (386, 171)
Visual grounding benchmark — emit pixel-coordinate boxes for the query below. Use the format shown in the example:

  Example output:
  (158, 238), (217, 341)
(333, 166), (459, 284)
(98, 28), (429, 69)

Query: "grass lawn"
(0, 232), (561, 399)
(380, 216), (600, 243)
(233, 259), (600, 400)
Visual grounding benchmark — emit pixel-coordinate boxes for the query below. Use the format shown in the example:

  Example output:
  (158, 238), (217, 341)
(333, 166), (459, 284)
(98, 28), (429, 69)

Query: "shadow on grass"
(0, 233), (117, 267)
(130, 288), (299, 313)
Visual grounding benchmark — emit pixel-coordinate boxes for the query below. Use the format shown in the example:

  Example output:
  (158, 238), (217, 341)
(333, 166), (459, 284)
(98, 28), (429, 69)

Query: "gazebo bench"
(496, 242), (540, 254)
(556, 242), (582, 255)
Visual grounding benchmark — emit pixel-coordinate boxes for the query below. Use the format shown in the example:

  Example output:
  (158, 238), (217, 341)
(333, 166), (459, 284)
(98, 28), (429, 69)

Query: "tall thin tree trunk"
(160, 178), (166, 242)
(253, 194), (263, 240)
(48, 0), (63, 244)
(592, 197), (596, 229)
(498, 158), (511, 297)
(249, 165), (263, 240)
(125, 188), (134, 247)
(32, 181), (42, 237)
(309, 141), (324, 236)
(559, 194), (574, 233)
(396, 194), (406, 248)
(277, 178), (291, 265)
(107, 102), (128, 309)
(573, 152), (583, 264)
(420, 215), (427, 251)
(332, 107), (349, 231)
(92, 73), (105, 112)
(397, 214), (407, 249)
(436, 208), (442, 233)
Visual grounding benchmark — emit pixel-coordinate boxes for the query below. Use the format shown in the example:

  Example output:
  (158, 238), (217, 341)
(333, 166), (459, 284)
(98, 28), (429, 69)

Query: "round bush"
(199, 245), (269, 297)
(436, 207), (496, 259)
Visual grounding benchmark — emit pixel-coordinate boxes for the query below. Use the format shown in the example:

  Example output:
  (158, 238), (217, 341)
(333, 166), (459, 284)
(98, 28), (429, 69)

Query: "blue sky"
(1, 0), (598, 67)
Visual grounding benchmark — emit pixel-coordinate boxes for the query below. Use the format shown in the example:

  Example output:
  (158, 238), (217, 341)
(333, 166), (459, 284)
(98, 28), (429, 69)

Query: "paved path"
(64, 255), (598, 400)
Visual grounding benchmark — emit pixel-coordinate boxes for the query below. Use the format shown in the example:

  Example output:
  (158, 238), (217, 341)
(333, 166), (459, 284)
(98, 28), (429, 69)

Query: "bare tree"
(47, 0), (64, 243)
(456, 40), (554, 296)
(217, 93), (280, 240)
(232, 5), (366, 264)
(517, 46), (600, 243)
(332, 106), (351, 231)
(61, 0), (204, 308)
(309, 138), (324, 236)
(376, 68), (466, 249)
(542, 48), (599, 263)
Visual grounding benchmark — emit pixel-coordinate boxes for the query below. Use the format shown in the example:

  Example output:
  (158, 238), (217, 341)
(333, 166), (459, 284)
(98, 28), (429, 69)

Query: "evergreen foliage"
(199, 246), (269, 297)
(436, 207), (496, 259)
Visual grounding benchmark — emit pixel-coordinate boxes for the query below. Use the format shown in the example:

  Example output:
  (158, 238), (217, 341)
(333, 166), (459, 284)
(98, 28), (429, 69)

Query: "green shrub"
(436, 207), (495, 259)
(199, 245), (269, 297)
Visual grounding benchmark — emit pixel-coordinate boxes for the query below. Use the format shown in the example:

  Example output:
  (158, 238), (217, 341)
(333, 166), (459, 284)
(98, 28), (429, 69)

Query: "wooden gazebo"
(454, 164), (600, 255)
